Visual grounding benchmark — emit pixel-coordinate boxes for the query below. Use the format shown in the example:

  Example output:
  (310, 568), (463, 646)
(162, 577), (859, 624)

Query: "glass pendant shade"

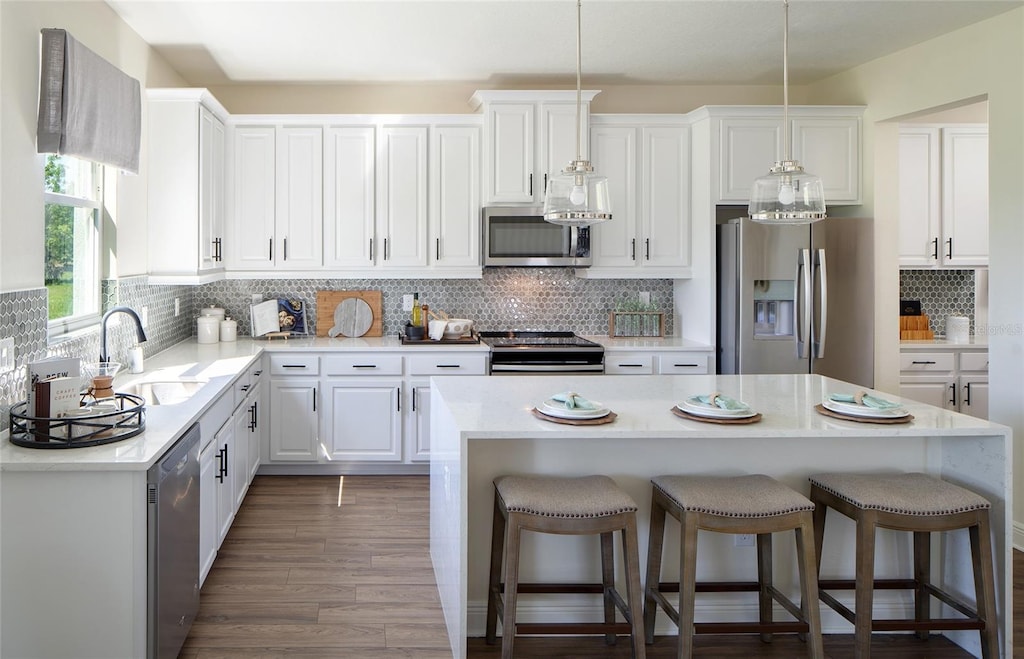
(544, 160), (612, 226)
(748, 160), (827, 224)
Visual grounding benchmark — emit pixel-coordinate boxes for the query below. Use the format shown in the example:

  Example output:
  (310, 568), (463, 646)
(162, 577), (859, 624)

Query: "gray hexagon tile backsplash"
(899, 269), (976, 335)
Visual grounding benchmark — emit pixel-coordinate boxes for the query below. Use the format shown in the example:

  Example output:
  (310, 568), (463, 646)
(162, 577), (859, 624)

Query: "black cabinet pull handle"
(963, 382), (972, 406)
(620, 363), (644, 368)
(645, 238), (650, 260)
(631, 238), (636, 260)
(254, 370), (262, 377)
(284, 237), (288, 261)
(240, 384), (250, 392)
(369, 238), (373, 260)
(528, 173), (533, 197)
(435, 364), (461, 369)
(281, 364), (307, 369)
(911, 360), (936, 365)
(946, 237), (952, 260)
(313, 387), (317, 412)
(384, 238), (389, 260)
(931, 237), (938, 260)
(436, 238), (440, 261)
(412, 388), (417, 412)
(674, 363), (699, 368)
(396, 387), (401, 413)
(352, 364), (378, 369)
(215, 448), (225, 482)
(268, 237), (273, 262)
(543, 173), (548, 193)
(948, 382), (957, 406)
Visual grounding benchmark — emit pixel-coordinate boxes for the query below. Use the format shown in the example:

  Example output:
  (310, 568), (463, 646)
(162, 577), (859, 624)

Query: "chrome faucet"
(100, 306), (148, 363)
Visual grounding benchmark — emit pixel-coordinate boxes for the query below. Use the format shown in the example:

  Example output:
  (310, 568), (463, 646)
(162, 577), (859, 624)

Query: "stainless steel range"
(479, 331), (604, 374)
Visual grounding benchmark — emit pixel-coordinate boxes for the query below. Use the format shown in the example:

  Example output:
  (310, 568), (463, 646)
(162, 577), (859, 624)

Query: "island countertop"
(428, 373), (1012, 659)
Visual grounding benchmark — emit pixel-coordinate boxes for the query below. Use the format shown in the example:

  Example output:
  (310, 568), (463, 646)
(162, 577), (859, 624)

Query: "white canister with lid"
(946, 316), (970, 344)
(219, 317), (238, 342)
(197, 316), (220, 344)
(200, 305), (226, 322)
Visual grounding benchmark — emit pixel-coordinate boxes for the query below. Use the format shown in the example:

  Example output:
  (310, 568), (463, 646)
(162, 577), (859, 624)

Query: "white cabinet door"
(590, 125), (639, 269)
(269, 378), (319, 461)
(959, 375), (989, 420)
(231, 126), (276, 269)
(378, 126), (428, 268)
(276, 126), (323, 269)
(942, 127), (988, 267)
(485, 103), (534, 203)
(247, 384), (263, 480)
(198, 437), (218, 585)
(898, 127), (941, 267)
(324, 125), (376, 268)
(410, 382), (431, 462)
(232, 404), (251, 509)
(899, 376), (955, 411)
(214, 423), (235, 546)
(323, 379), (402, 461)
(792, 116), (861, 203)
(430, 125), (481, 267)
(540, 102), (584, 197)
(642, 126), (690, 269)
(199, 106), (226, 271)
(718, 118), (781, 203)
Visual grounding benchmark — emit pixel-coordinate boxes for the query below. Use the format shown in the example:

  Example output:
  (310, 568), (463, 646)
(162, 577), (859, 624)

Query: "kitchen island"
(428, 374), (1012, 658)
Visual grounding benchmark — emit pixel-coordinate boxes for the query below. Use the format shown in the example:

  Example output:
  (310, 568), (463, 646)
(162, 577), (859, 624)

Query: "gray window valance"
(36, 28), (141, 174)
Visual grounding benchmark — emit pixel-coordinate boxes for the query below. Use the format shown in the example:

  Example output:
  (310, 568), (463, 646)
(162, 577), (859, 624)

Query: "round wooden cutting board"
(329, 298), (373, 337)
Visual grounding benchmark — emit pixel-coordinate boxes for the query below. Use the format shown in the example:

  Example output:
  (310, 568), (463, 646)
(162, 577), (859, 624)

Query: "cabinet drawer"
(408, 354), (487, 376)
(657, 353), (710, 375)
(959, 352), (989, 372)
(269, 354), (320, 375)
(605, 353), (654, 375)
(899, 352), (955, 372)
(323, 354), (403, 376)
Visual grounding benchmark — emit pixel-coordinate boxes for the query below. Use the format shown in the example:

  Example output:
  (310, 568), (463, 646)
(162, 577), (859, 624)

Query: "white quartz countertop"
(253, 334), (490, 352)
(432, 373), (1005, 439)
(584, 335), (715, 351)
(0, 340), (262, 472)
(900, 337), (988, 349)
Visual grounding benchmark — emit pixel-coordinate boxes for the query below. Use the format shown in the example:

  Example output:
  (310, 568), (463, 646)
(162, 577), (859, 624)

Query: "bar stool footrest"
(694, 621), (809, 635)
(820, 579), (985, 622)
(516, 622), (634, 635)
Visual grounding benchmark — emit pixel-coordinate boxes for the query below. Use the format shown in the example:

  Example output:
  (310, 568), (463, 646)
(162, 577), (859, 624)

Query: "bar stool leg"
(600, 531), (617, 646)
(643, 493), (668, 644)
(501, 514), (524, 659)
(756, 532), (774, 643)
(622, 514), (647, 659)
(970, 514), (1000, 659)
(811, 499), (827, 575)
(913, 531), (931, 640)
(795, 515), (825, 659)
(485, 497), (506, 645)
(853, 511), (877, 659)
(677, 513), (699, 659)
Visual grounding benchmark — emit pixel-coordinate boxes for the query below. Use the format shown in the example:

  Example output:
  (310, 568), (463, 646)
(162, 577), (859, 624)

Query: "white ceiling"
(105, 0), (1024, 87)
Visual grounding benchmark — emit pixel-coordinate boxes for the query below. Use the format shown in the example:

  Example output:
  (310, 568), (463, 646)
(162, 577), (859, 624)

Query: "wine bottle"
(411, 293), (421, 326)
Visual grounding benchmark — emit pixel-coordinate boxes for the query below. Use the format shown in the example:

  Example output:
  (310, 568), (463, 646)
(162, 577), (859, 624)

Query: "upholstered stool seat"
(485, 475), (646, 658)
(809, 472), (998, 659)
(643, 474), (824, 659)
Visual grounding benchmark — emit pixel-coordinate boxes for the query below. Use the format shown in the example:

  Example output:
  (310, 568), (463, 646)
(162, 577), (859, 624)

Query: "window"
(44, 155), (101, 334)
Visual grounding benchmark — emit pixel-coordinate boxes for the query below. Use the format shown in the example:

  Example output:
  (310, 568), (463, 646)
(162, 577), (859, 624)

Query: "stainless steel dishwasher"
(147, 422), (201, 659)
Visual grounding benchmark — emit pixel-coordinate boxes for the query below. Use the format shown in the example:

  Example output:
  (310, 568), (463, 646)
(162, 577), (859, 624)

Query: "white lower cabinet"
(231, 402), (251, 509)
(213, 421), (235, 546)
(409, 382), (432, 462)
(322, 378), (403, 461)
(269, 378), (319, 460)
(198, 436), (218, 585)
(899, 347), (988, 418)
(604, 349), (713, 375)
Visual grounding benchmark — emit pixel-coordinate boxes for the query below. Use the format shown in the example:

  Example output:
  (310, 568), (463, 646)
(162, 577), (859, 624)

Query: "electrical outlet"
(141, 306), (148, 328)
(0, 337), (14, 373)
(639, 291), (651, 305)
(403, 294), (414, 312)
(734, 534), (755, 547)
(174, 298), (180, 317)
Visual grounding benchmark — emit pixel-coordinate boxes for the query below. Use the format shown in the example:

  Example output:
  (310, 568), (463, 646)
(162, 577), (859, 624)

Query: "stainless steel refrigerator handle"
(796, 249), (811, 359)
(815, 248), (828, 358)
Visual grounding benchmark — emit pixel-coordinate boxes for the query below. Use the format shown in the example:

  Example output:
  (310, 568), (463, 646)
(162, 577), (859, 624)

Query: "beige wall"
(805, 9), (1024, 535)
(0, 1), (184, 291)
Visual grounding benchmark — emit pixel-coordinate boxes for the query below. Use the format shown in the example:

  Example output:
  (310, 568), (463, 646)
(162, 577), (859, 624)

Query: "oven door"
(483, 207), (591, 267)
(488, 349), (605, 374)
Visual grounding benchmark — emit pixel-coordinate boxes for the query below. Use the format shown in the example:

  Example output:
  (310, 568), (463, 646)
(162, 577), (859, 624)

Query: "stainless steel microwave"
(482, 206), (591, 267)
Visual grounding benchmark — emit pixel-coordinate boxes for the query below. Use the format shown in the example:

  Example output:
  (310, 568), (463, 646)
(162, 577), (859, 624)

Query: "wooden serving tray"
(316, 291), (382, 337)
(400, 331), (481, 346)
(531, 408), (617, 425)
(670, 406), (762, 424)
(814, 404), (914, 425)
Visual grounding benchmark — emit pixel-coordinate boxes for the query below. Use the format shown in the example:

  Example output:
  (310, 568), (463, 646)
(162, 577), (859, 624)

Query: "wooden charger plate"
(670, 406), (762, 424)
(531, 408), (617, 426)
(814, 404), (914, 425)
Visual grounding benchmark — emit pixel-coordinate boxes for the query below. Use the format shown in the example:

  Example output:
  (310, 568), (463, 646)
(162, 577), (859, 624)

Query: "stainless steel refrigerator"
(716, 212), (874, 388)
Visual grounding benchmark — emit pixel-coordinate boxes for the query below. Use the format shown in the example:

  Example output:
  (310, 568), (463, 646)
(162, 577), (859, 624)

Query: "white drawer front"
(323, 354), (403, 376)
(959, 352), (989, 372)
(899, 352), (955, 372)
(605, 353), (654, 375)
(269, 354), (320, 376)
(408, 354), (487, 376)
(657, 353), (710, 375)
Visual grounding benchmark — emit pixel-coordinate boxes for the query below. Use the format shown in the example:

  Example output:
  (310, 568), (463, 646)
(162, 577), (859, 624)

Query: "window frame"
(43, 157), (104, 340)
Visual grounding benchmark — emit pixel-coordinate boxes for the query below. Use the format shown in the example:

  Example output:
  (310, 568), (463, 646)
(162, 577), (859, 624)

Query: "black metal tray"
(8, 393), (146, 448)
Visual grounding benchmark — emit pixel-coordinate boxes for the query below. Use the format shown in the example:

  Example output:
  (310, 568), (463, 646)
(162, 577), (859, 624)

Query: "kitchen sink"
(120, 379), (208, 406)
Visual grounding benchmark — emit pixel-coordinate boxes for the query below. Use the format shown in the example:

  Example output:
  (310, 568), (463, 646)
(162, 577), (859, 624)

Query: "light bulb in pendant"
(569, 184), (587, 206)
(778, 183), (796, 206)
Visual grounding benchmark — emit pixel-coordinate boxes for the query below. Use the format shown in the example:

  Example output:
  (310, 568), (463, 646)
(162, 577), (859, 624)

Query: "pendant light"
(748, 0), (826, 225)
(543, 0), (612, 227)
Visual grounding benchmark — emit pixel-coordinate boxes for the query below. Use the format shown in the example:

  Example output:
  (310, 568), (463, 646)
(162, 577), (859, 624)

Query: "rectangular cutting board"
(316, 290), (383, 337)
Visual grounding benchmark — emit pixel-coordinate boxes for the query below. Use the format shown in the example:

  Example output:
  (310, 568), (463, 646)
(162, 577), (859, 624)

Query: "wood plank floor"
(181, 475), (1015, 658)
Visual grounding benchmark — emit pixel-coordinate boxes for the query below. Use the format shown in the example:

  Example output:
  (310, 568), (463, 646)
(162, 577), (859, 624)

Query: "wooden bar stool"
(643, 474), (824, 659)
(809, 472), (999, 659)
(485, 474), (646, 658)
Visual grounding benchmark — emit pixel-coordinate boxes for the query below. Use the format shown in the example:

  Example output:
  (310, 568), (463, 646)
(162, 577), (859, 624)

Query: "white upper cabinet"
(430, 125), (481, 268)
(147, 89), (229, 283)
(228, 123), (323, 271)
(473, 90), (597, 205)
(582, 116), (691, 278)
(377, 125), (428, 268)
(709, 107), (863, 206)
(323, 125), (376, 268)
(898, 124), (988, 268)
